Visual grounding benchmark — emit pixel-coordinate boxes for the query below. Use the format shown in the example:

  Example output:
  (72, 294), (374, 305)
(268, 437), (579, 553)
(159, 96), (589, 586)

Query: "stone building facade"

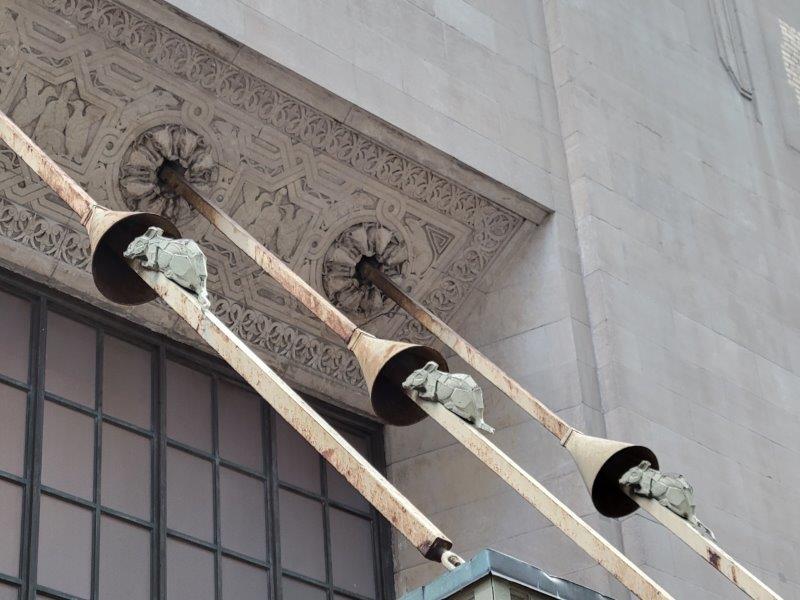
(0, 0), (798, 599)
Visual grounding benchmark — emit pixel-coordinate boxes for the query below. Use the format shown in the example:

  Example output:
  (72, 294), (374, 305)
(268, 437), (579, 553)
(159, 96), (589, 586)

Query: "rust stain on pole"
(629, 492), (783, 600)
(358, 259), (572, 442)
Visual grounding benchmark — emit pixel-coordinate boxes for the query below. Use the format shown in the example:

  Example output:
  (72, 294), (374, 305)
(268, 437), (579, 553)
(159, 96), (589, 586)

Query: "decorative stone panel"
(0, 0), (532, 395)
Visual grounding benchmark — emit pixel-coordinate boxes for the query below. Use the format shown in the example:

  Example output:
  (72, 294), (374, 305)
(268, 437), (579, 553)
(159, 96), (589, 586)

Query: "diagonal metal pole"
(160, 168), (675, 600)
(0, 109), (461, 570)
(358, 252), (784, 600)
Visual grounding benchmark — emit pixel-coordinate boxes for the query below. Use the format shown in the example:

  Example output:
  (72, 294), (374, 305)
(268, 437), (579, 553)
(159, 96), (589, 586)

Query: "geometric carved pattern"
(0, 0), (526, 392)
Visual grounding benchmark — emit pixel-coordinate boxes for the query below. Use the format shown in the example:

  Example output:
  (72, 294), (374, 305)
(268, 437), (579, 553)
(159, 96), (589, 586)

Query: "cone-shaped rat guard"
(348, 330), (448, 426)
(564, 431), (658, 518)
(87, 207), (180, 305)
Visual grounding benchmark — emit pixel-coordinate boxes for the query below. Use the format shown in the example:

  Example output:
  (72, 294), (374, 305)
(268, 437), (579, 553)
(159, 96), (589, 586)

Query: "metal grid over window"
(0, 270), (394, 600)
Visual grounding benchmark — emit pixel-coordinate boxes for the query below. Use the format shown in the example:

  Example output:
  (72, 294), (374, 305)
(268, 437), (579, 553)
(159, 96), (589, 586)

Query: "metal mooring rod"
(0, 109), (460, 570)
(358, 260), (572, 441)
(359, 252), (783, 600)
(161, 171), (674, 600)
(160, 164), (359, 344)
(417, 400), (673, 600)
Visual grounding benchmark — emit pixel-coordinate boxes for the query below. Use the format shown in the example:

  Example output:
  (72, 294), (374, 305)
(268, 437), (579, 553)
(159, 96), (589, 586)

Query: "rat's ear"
(424, 361), (437, 372)
(145, 226), (163, 238)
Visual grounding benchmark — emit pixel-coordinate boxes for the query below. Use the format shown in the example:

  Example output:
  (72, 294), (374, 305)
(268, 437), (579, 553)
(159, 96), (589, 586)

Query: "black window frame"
(0, 267), (395, 600)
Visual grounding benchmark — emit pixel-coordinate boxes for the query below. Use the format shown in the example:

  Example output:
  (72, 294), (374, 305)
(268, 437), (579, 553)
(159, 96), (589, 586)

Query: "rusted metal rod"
(358, 260), (572, 442)
(132, 263), (460, 567)
(162, 173), (676, 599)
(359, 256), (784, 600)
(627, 493), (782, 600)
(417, 400), (673, 600)
(159, 164), (359, 343)
(0, 109), (461, 570)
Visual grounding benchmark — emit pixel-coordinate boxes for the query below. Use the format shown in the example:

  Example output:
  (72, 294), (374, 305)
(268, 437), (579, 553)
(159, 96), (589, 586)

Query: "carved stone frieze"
(0, 0), (528, 395)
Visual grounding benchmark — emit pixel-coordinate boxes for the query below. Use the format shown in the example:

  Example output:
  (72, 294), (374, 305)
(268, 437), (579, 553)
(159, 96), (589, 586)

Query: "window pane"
(98, 516), (150, 600)
(45, 312), (95, 407)
(218, 381), (262, 471)
(326, 431), (370, 511)
(0, 290), (29, 382)
(0, 481), (22, 577)
(166, 361), (211, 451)
(103, 336), (151, 429)
(282, 577), (326, 600)
(41, 400), (94, 499)
(279, 489), (325, 581)
(166, 538), (214, 600)
(0, 384), (27, 477)
(219, 467), (265, 560)
(330, 508), (375, 597)
(166, 447), (213, 541)
(37, 495), (92, 599)
(221, 557), (268, 600)
(0, 583), (17, 600)
(101, 423), (150, 520)
(276, 418), (320, 493)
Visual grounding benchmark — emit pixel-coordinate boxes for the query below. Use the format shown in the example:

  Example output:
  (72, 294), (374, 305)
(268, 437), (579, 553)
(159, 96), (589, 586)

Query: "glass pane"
(219, 467), (265, 560)
(278, 489), (325, 581)
(103, 336), (151, 428)
(330, 508), (375, 597)
(101, 423), (150, 520)
(218, 381), (262, 471)
(221, 557), (268, 600)
(166, 360), (211, 451)
(98, 516), (150, 600)
(41, 400), (94, 499)
(166, 538), (214, 600)
(37, 495), (92, 599)
(282, 577), (326, 600)
(45, 312), (95, 407)
(0, 481), (22, 577)
(326, 431), (370, 511)
(0, 290), (29, 382)
(276, 418), (320, 493)
(0, 583), (17, 600)
(0, 384), (27, 476)
(166, 447), (213, 541)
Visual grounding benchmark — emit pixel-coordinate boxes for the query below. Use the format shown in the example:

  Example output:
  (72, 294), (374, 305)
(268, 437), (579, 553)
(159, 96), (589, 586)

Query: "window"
(0, 271), (393, 600)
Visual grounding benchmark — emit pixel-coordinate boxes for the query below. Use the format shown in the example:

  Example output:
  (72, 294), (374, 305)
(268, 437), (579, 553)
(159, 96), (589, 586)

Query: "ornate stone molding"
(119, 124), (217, 226)
(322, 223), (407, 318)
(0, 0), (529, 396)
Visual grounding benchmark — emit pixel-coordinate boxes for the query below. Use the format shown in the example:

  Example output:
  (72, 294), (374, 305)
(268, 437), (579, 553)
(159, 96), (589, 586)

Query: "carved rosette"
(119, 124), (217, 226)
(322, 223), (408, 318)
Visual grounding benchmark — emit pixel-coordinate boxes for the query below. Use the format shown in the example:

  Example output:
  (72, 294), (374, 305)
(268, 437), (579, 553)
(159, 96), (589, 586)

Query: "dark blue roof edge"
(400, 549), (613, 600)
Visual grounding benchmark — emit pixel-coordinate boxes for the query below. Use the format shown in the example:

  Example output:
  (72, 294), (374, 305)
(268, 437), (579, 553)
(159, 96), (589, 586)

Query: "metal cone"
(563, 430), (659, 517)
(86, 207), (180, 305)
(348, 329), (448, 426)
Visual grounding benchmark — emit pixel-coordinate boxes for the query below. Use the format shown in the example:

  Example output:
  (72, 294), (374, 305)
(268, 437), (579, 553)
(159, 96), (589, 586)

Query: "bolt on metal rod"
(358, 252), (783, 600)
(160, 171), (676, 600)
(0, 109), (460, 569)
